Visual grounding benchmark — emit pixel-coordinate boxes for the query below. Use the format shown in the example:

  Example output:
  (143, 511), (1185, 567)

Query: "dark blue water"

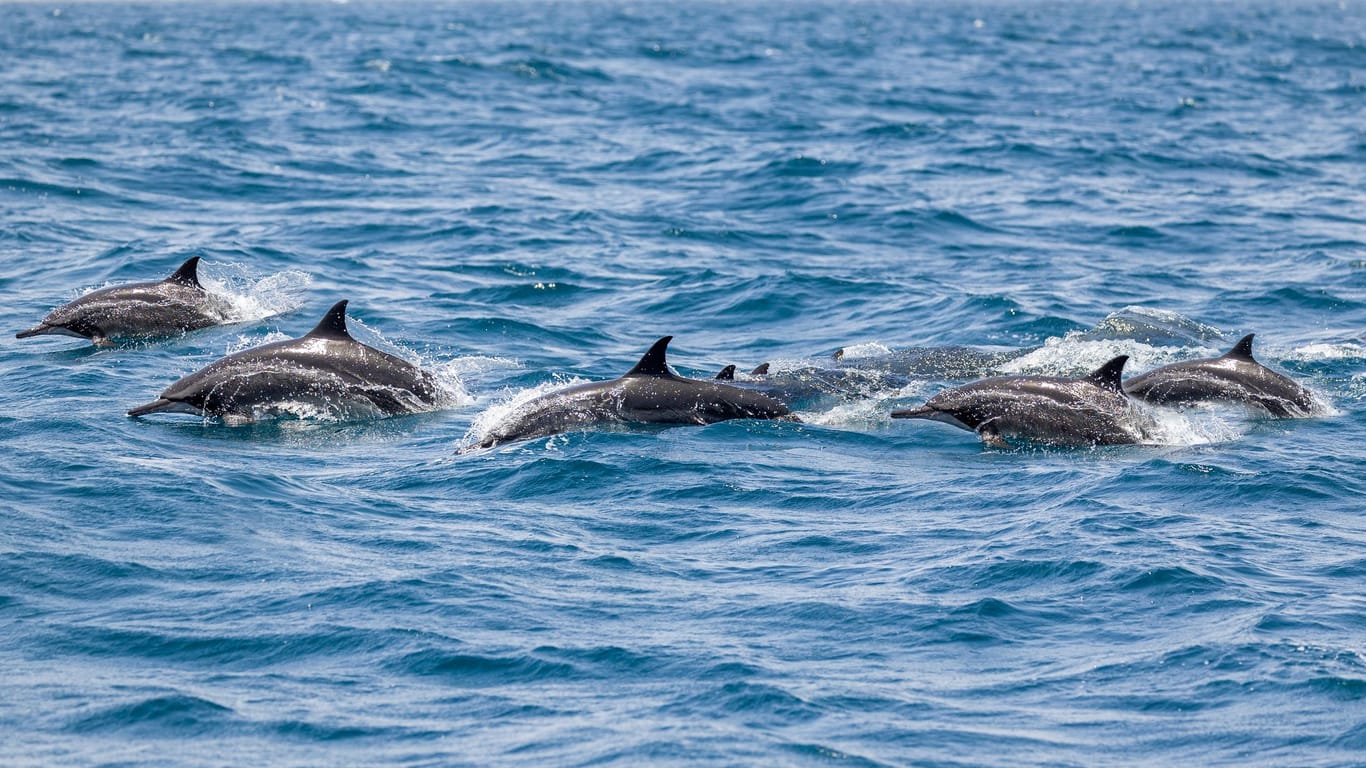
(3, 1), (1365, 764)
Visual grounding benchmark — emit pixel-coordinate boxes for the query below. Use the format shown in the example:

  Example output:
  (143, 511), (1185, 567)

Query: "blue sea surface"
(3, 1), (1365, 765)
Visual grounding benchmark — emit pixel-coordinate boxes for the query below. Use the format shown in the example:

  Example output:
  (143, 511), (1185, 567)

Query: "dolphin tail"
(127, 398), (177, 417)
(890, 406), (936, 419)
(16, 323), (51, 339)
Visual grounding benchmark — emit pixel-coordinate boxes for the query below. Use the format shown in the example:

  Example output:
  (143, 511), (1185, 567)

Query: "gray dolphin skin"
(891, 356), (1151, 448)
(471, 336), (797, 450)
(128, 300), (442, 422)
(17, 257), (228, 346)
(1123, 334), (1318, 417)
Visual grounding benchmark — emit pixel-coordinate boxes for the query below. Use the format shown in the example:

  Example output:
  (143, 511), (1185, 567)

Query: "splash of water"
(197, 261), (312, 324)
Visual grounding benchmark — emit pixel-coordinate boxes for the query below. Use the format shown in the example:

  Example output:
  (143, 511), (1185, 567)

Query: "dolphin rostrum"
(469, 336), (797, 450)
(128, 300), (443, 423)
(17, 257), (229, 346)
(1122, 334), (1319, 417)
(892, 355), (1152, 448)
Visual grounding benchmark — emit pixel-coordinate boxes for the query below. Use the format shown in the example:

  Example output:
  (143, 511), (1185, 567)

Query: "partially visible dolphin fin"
(750, 363), (770, 376)
(1085, 355), (1129, 392)
(627, 336), (673, 376)
(715, 364), (736, 380)
(163, 256), (202, 288)
(305, 300), (352, 341)
(1223, 333), (1256, 362)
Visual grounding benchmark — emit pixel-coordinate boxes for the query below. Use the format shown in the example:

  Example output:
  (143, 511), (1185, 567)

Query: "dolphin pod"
(17, 257), (229, 346)
(18, 259), (1326, 448)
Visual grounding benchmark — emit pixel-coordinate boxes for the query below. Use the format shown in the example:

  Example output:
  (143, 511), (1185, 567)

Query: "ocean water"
(3, 0), (1365, 764)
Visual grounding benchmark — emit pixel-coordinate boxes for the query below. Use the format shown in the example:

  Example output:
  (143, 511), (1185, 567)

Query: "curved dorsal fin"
(1085, 355), (1129, 392)
(163, 256), (202, 288)
(1223, 333), (1255, 362)
(715, 364), (736, 381)
(750, 362), (770, 376)
(626, 336), (673, 376)
(305, 300), (352, 341)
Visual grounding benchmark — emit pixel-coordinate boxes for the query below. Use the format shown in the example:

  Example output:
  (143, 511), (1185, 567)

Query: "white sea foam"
(1141, 404), (1249, 447)
(198, 262), (312, 324)
(1289, 342), (1366, 361)
(834, 342), (892, 361)
(999, 336), (1213, 377)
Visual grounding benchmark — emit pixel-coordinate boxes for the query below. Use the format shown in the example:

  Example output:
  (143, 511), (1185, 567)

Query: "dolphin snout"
(127, 398), (177, 418)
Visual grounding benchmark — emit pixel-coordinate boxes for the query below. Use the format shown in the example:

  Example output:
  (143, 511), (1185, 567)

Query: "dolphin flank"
(127, 299), (443, 422)
(468, 336), (797, 450)
(17, 256), (229, 346)
(892, 355), (1153, 448)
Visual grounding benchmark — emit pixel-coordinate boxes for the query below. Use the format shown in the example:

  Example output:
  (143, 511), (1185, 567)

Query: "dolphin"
(892, 356), (1152, 448)
(128, 300), (443, 422)
(469, 336), (796, 450)
(715, 364), (737, 380)
(17, 257), (229, 346)
(1122, 334), (1318, 417)
(833, 344), (1033, 379)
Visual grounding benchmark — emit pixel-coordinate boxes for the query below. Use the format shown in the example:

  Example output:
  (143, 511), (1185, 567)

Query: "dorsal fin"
(1223, 333), (1255, 362)
(1085, 355), (1128, 392)
(163, 256), (202, 288)
(304, 300), (352, 341)
(626, 336), (674, 376)
(750, 362), (770, 376)
(715, 364), (736, 381)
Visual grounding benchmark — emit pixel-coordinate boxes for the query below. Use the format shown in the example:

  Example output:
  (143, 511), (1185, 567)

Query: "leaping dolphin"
(1122, 334), (1319, 417)
(128, 300), (443, 423)
(17, 257), (229, 346)
(892, 356), (1152, 448)
(468, 336), (796, 450)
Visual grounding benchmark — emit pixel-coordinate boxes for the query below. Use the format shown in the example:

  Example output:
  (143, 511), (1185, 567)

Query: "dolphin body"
(716, 346), (1033, 408)
(128, 300), (442, 423)
(1122, 334), (1318, 418)
(470, 336), (796, 450)
(832, 344), (1033, 378)
(17, 257), (228, 346)
(892, 355), (1151, 448)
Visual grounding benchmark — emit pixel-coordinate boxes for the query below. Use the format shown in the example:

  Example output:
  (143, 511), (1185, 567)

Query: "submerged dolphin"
(892, 356), (1152, 448)
(128, 300), (442, 423)
(17, 257), (228, 346)
(1123, 334), (1318, 417)
(469, 336), (796, 450)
